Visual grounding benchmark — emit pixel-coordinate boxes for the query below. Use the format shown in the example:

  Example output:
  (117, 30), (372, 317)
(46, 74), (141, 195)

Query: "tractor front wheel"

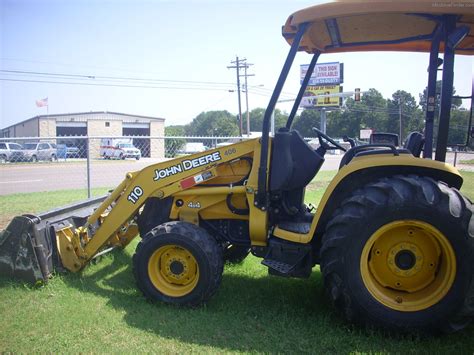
(133, 221), (223, 306)
(320, 175), (474, 333)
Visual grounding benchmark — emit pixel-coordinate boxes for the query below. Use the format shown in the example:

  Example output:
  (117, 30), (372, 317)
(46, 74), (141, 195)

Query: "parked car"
(0, 142), (25, 163)
(57, 143), (80, 158)
(100, 138), (141, 160)
(23, 142), (58, 162)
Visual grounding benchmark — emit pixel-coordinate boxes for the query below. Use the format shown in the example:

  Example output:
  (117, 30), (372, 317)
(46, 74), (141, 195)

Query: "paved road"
(1, 152), (470, 195)
(0, 155), (344, 195)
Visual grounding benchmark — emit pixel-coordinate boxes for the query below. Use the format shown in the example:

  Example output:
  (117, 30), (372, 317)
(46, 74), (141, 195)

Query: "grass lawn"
(460, 159), (474, 165)
(1, 171), (474, 352)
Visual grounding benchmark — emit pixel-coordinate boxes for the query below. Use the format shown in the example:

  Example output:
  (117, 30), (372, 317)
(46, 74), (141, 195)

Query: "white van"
(100, 138), (141, 160)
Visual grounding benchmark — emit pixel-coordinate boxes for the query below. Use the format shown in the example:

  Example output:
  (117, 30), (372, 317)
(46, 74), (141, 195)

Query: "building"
(1, 111), (165, 158)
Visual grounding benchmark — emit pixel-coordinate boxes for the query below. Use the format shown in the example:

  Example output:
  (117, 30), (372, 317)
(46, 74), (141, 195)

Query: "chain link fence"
(1, 136), (473, 197)
(0, 135), (253, 197)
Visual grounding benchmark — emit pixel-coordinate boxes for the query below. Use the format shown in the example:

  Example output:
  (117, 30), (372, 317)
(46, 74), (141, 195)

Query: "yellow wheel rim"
(360, 220), (456, 312)
(148, 245), (199, 297)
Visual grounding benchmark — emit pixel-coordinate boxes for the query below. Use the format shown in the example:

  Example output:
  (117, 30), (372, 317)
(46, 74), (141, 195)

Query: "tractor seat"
(404, 132), (424, 157)
(269, 128), (324, 192)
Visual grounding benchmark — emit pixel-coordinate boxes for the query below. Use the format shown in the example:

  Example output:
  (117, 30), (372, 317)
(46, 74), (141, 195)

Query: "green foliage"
(165, 126), (186, 158)
(186, 111), (239, 137)
(448, 109), (470, 146)
(248, 108), (287, 132)
(170, 82), (470, 150)
(419, 80), (463, 112)
(1, 175), (474, 352)
(293, 109), (320, 137)
(387, 90), (424, 142)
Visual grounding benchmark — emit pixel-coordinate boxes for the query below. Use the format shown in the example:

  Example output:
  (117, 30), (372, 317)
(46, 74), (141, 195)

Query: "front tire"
(320, 175), (474, 333)
(133, 221), (223, 306)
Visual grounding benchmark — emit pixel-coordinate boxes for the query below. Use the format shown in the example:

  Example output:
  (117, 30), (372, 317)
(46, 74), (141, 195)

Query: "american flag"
(36, 97), (48, 107)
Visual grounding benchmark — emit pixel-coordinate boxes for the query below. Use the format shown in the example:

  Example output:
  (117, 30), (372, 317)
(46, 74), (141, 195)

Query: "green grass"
(460, 159), (474, 165)
(1, 172), (474, 352)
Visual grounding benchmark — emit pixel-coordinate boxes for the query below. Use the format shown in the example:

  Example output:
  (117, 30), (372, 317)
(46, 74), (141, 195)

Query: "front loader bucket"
(0, 196), (107, 284)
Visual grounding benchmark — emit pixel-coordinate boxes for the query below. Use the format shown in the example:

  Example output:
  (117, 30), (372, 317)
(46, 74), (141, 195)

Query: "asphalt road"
(1, 152), (470, 196)
(0, 155), (344, 195)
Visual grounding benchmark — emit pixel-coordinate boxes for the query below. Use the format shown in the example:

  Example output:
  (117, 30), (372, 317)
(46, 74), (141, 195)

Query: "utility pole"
(398, 97), (403, 144)
(242, 63), (254, 136)
(227, 56), (245, 136)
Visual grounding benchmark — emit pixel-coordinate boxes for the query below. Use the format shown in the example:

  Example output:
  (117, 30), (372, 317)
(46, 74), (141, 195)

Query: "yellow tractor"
(1, 0), (473, 334)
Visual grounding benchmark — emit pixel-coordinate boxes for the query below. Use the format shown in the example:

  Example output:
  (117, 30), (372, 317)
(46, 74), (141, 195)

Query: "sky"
(0, 0), (472, 130)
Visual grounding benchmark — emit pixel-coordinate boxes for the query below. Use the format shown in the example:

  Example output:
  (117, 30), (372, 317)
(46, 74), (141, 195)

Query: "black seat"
(404, 132), (424, 157)
(269, 128), (324, 219)
(269, 128), (324, 192)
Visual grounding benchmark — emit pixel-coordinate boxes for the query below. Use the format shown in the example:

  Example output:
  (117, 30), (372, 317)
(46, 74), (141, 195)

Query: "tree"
(419, 81), (466, 148)
(293, 109), (320, 137)
(165, 125), (186, 157)
(325, 89), (388, 140)
(448, 108), (470, 146)
(186, 111), (239, 137)
(419, 80), (462, 113)
(387, 90), (423, 143)
(248, 108), (287, 132)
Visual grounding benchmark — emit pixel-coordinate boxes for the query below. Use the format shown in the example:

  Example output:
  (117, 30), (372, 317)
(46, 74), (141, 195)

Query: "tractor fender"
(273, 154), (462, 247)
(312, 154), (462, 247)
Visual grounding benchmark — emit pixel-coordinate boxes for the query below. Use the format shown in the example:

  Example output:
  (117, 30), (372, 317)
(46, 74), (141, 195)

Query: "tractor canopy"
(282, 0), (474, 55)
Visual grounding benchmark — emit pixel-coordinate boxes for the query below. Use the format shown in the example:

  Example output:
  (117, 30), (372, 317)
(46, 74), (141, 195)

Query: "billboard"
(301, 85), (342, 108)
(300, 62), (343, 86)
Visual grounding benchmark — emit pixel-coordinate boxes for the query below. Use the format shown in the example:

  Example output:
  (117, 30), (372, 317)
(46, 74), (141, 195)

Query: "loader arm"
(61, 139), (259, 271)
(0, 139), (262, 283)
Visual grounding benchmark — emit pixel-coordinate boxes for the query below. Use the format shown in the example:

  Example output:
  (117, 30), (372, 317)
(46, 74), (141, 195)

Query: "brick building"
(1, 111), (165, 158)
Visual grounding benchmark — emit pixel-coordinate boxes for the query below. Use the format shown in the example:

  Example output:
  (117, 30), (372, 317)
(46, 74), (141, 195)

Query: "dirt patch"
(307, 181), (331, 190)
(0, 215), (14, 230)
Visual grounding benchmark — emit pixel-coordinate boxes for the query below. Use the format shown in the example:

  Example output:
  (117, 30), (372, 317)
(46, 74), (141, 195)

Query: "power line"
(0, 69), (234, 87)
(0, 78), (234, 92)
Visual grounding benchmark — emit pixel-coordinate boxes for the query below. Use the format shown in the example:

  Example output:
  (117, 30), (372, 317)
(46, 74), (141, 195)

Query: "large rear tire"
(320, 175), (474, 333)
(133, 221), (223, 306)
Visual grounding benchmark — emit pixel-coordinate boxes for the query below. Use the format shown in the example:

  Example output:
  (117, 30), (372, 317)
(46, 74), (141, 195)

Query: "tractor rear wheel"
(133, 221), (223, 306)
(320, 175), (474, 333)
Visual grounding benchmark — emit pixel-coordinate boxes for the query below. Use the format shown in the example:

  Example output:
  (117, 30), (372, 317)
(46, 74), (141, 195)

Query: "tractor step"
(261, 258), (295, 274)
(261, 237), (313, 278)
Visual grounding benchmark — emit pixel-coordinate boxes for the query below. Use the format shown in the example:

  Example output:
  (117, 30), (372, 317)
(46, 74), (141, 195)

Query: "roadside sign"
(300, 62), (343, 86)
(301, 85), (342, 108)
(360, 129), (373, 139)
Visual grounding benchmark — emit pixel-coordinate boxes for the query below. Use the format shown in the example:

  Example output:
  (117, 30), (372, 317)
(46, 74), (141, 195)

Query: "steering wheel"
(312, 127), (347, 152)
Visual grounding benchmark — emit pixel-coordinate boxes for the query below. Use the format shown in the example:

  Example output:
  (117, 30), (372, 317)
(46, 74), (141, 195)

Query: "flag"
(36, 97), (48, 107)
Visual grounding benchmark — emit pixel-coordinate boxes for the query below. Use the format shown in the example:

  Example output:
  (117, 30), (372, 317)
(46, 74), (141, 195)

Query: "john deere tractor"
(1, 0), (473, 334)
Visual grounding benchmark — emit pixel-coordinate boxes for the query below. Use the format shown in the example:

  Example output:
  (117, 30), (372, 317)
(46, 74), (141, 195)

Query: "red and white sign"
(300, 62), (343, 85)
